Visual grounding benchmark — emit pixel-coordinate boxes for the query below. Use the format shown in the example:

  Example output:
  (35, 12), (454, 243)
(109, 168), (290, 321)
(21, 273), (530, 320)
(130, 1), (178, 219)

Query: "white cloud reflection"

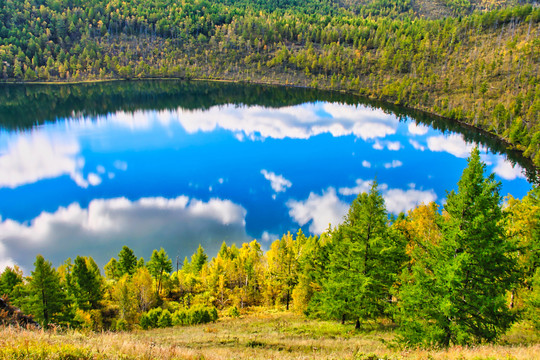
(134, 102), (399, 141)
(261, 170), (292, 193)
(409, 139), (426, 151)
(493, 158), (526, 180)
(286, 188), (349, 234)
(339, 178), (380, 196)
(383, 188), (437, 214)
(289, 179), (437, 234)
(384, 160), (403, 169)
(0, 196), (249, 272)
(427, 134), (475, 158)
(0, 131), (115, 189)
(0, 132), (86, 188)
(408, 123), (429, 136)
(373, 140), (402, 151)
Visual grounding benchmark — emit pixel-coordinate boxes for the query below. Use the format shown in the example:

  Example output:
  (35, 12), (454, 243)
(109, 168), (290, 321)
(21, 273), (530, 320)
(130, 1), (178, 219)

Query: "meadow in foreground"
(1, 311), (539, 360)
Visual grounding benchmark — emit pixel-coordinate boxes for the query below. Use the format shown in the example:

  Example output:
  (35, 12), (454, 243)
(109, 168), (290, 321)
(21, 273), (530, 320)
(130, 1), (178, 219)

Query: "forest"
(1, 149), (538, 347)
(0, 0), (539, 169)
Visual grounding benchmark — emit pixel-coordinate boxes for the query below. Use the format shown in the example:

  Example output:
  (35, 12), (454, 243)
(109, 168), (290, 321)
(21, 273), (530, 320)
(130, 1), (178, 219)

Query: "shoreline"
(1, 76), (537, 176)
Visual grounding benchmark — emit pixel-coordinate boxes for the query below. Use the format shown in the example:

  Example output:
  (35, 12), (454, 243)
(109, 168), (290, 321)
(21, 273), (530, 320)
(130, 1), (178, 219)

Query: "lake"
(0, 81), (535, 272)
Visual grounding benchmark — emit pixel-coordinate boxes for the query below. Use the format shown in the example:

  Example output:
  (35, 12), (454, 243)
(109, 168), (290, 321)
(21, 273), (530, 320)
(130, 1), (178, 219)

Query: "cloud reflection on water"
(288, 179), (438, 234)
(169, 103), (399, 140)
(0, 195), (249, 271)
(83, 102), (399, 141)
(0, 100), (531, 273)
(0, 132), (86, 188)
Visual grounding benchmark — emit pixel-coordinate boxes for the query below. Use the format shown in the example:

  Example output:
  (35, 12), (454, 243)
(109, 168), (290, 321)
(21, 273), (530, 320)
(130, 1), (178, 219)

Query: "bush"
(157, 310), (172, 328)
(140, 305), (218, 330)
(228, 305), (240, 318)
(146, 308), (163, 328)
(209, 307), (218, 322)
(139, 313), (151, 330)
(188, 306), (209, 325)
(115, 318), (128, 331)
(172, 310), (187, 326)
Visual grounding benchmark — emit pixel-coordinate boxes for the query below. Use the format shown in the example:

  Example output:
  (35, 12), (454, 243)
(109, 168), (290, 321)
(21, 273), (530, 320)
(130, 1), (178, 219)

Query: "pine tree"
(314, 180), (399, 328)
(72, 256), (103, 310)
(293, 231), (329, 315)
(117, 246), (138, 277)
(27, 255), (67, 327)
(148, 248), (173, 294)
(397, 148), (519, 346)
(0, 266), (23, 299)
(191, 245), (208, 273)
(104, 258), (119, 280)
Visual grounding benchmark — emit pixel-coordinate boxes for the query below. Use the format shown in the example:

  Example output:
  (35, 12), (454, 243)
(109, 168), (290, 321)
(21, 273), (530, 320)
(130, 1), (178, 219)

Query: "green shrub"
(157, 310), (172, 328)
(141, 305), (218, 330)
(228, 305), (240, 318)
(146, 308), (163, 328)
(209, 307), (218, 322)
(172, 310), (187, 326)
(139, 313), (151, 330)
(115, 318), (128, 331)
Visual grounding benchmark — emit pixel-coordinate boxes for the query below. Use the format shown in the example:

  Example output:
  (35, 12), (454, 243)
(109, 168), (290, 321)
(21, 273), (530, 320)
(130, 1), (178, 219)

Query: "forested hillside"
(0, 0), (539, 168)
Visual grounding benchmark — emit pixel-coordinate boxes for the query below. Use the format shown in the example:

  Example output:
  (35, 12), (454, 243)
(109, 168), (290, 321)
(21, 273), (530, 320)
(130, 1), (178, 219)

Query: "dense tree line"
(1, 149), (538, 347)
(0, 0), (538, 168)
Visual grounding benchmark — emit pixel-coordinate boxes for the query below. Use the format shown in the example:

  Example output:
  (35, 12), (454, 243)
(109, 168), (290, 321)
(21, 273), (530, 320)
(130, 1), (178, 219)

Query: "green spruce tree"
(117, 246), (138, 277)
(314, 180), (400, 328)
(191, 245), (208, 273)
(0, 266), (23, 299)
(397, 148), (519, 346)
(27, 255), (67, 327)
(72, 256), (103, 310)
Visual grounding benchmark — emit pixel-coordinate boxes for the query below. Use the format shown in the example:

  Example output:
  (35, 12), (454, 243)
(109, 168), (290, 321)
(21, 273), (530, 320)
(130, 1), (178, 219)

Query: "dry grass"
(0, 312), (539, 359)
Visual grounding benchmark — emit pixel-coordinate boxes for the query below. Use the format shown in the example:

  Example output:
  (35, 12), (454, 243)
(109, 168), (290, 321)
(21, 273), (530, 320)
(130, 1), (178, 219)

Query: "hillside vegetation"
(0, 0), (539, 167)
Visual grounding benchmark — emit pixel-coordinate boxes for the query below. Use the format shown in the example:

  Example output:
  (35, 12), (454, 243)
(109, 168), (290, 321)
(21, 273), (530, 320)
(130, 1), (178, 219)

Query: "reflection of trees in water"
(0, 80), (536, 183)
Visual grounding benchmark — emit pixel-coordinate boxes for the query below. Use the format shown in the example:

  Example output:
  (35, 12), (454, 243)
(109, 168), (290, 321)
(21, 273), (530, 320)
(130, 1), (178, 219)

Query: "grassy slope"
(1, 312), (539, 359)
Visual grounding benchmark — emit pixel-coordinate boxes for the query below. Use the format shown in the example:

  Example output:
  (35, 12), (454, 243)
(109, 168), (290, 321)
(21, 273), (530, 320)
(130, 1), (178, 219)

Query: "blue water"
(0, 94), (532, 272)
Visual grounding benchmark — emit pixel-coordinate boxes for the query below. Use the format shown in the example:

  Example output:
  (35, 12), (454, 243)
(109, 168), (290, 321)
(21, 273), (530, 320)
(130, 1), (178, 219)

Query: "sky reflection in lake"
(0, 96), (532, 272)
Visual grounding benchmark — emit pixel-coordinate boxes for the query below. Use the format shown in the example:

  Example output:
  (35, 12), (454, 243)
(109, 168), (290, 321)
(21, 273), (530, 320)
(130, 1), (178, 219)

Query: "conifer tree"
(117, 246), (138, 276)
(72, 256), (103, 310)
(265, 231), (304, 310)
(504, 185), (539, 311)
(27, 255), (67, 327)
(104, 258), (119, 280)
(314, 180), (399, 328)
(191, 245), (208, 273)
(293, 230), (329, 315)
(0, 266), (23, 299)
(397, 148), (519, 346)
(148, 248), (173, 294)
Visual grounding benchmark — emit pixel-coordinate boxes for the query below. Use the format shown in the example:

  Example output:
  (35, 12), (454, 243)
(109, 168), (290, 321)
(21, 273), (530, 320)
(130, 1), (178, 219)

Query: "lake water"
(0, 81), (535, 272)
